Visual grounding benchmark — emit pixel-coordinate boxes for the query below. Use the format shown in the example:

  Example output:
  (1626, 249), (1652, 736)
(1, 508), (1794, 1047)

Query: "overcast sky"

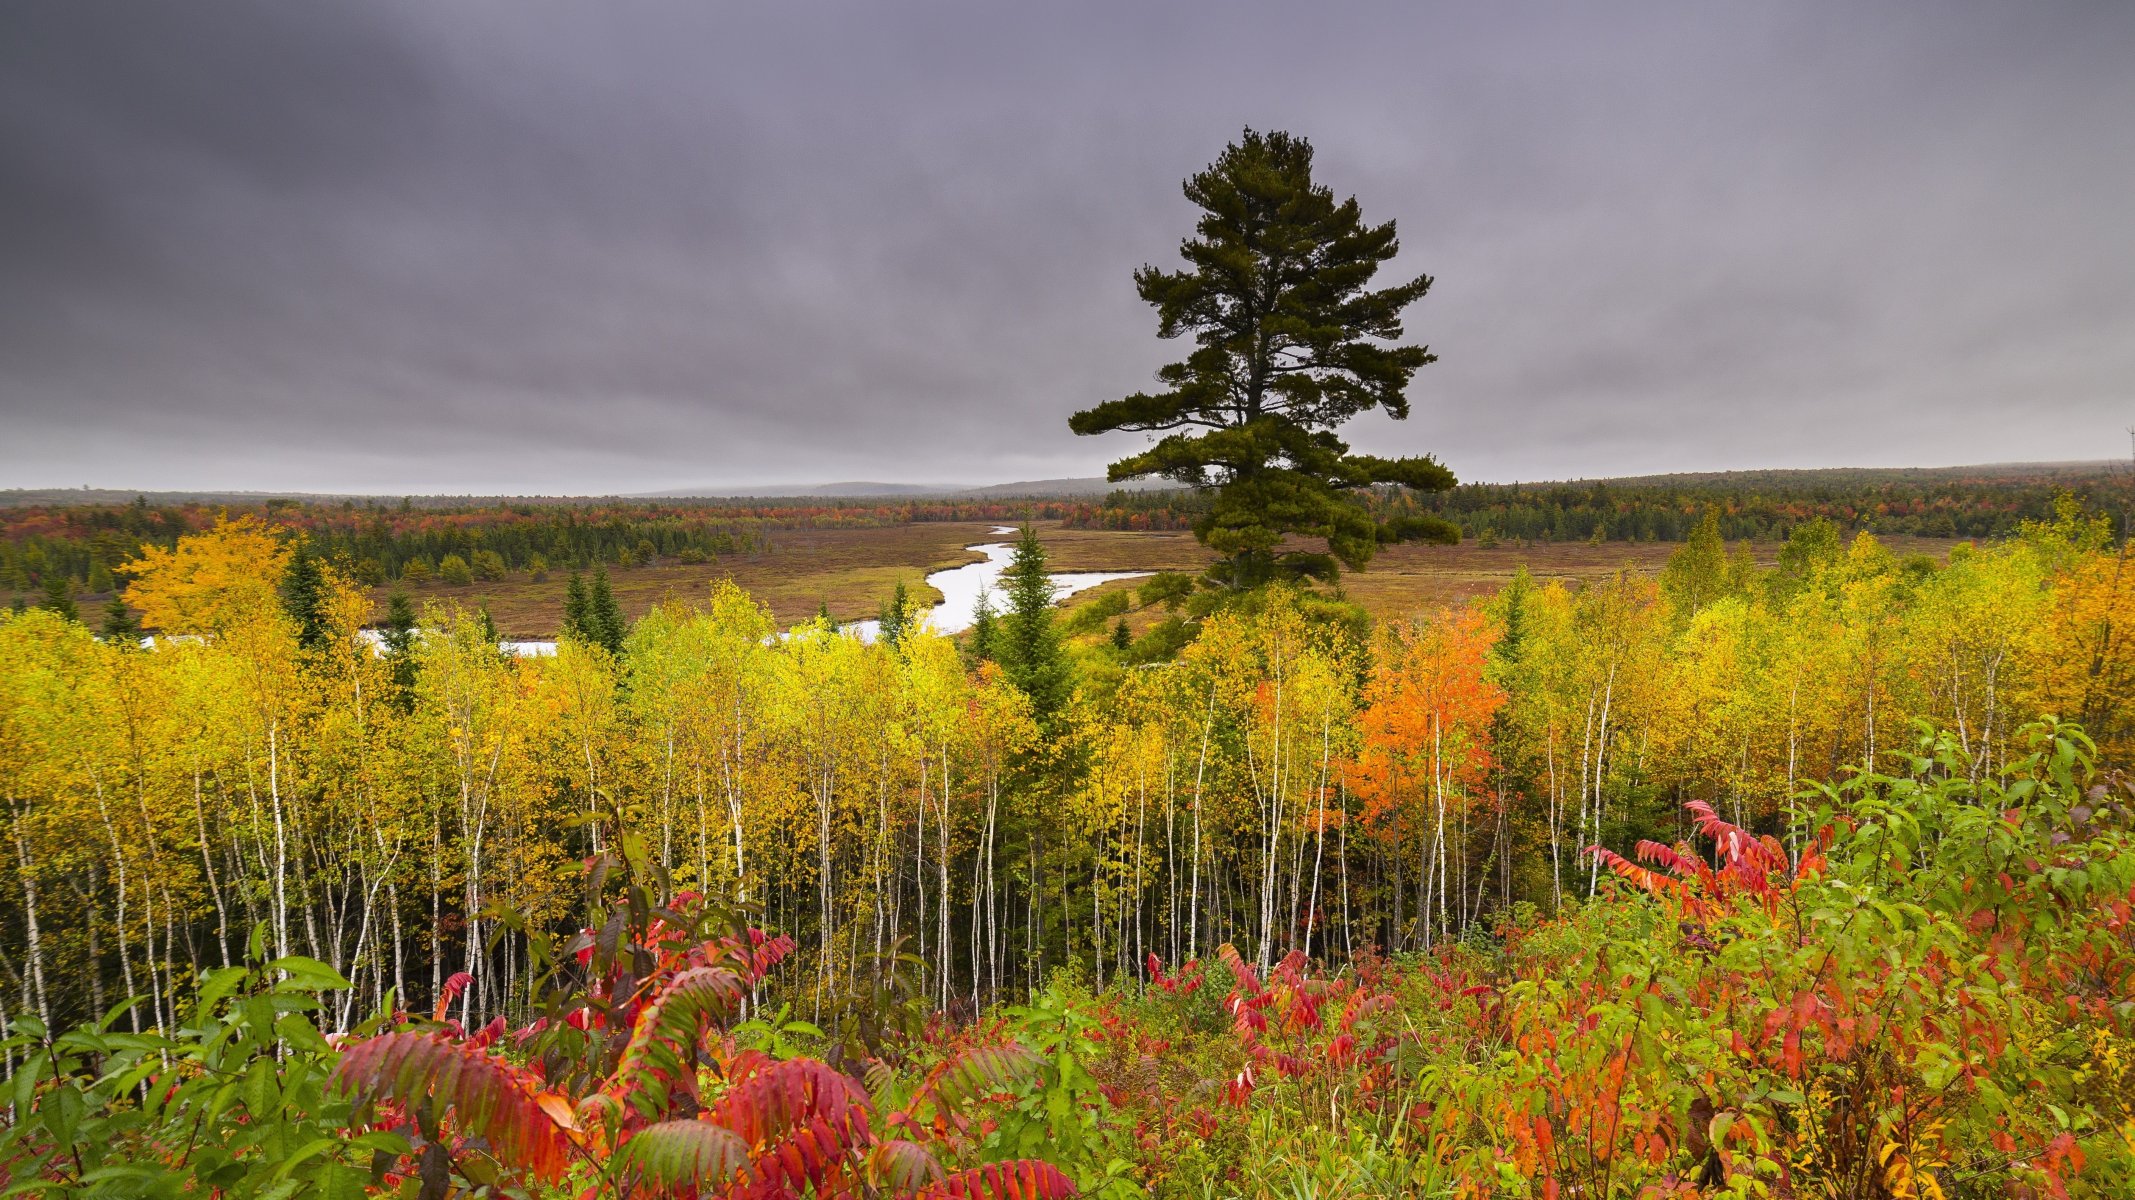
(3, 2), (2131, 495)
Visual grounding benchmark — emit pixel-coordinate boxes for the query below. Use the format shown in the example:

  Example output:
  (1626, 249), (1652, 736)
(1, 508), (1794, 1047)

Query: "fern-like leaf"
(707, 1057), (870, 1149)
(917, 1158), (1078, 1199)
(610, 966), (747, 1117)
(742, 1112), (867, 1197)
(1588, 846), (1681, 896)
(1685, 800), (1787, 877)
(434, 971), (474, 1022)
(614, 1119), (750, 1196)
(913, 1042), (1042, 1116)
(333, 1030), (575, 1181)
(868, 1139), (947, 1192)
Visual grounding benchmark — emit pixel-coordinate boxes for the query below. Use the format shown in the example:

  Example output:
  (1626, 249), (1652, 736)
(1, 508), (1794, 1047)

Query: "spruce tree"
(1111, 617), (1133, 652)
(1070, 128), (1459, 587)
(877, 579), (914, 649)
(1000, 528), (1069, 725)
(562, 572), (591, 642)
(382, 591), (420, 697)
(100, 594), (140, 644)
(815, 600), (838, 633)
(968, 586), (999, 664)
(587, 566), (626, 655)
(280, 549), (329, 650)
(39, 574), (76, 623)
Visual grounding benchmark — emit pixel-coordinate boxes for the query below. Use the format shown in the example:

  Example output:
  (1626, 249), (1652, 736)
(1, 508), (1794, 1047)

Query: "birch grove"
(0, 508), (2127, 1036)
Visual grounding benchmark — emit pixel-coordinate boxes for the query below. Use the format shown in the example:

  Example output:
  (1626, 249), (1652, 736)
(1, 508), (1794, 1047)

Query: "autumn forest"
(3, 489), (2132, 1195)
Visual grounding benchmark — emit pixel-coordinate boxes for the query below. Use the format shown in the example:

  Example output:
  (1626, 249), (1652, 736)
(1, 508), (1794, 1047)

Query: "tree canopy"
(1070, 128), (1460, 586)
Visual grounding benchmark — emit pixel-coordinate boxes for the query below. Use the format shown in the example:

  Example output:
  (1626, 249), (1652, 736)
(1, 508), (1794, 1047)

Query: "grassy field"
(370, 521), (1969, 638)
(1056, 531), (1970, 636)
(1330, 534), (1967, 620)
(377, 521), (1001, 637)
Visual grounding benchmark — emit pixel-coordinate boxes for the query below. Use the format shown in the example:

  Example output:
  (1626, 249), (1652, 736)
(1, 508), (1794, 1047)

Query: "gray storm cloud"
(2, 1), (2131, 494)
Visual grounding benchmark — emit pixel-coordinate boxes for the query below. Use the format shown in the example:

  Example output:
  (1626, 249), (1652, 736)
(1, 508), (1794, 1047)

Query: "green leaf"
(276, 1014), (333, 1056)
(195, 966), (251, 1014)
(268, 956), (352, 993)
(242, 1057), (281, 1118)
(270, 1136), (344, 1180)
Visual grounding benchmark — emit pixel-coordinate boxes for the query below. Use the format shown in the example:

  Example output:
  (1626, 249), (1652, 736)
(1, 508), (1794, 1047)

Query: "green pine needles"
(562, 565), (627, 655)
(1071, 128), (1460, 587)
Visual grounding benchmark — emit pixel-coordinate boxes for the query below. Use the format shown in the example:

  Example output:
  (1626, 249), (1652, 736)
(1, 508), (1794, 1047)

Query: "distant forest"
(0, 498), (1081, 595)
(1065, 462), (2135, 542)
(2, 463), (2126, 599)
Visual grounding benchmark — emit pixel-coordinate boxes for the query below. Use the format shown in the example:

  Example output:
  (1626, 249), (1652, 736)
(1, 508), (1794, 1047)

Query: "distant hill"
(1523, 461), (2122, 489)
(648, 481), (957, 498)
(637, 476), (1169, 500)
(3, 462), (2117, 508)
(0, 478), (1157, 506)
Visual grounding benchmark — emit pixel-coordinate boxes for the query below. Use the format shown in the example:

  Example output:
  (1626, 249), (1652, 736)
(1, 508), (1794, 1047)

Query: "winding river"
(848, 527), (1149, 642)
(455, 527), (1149, 654)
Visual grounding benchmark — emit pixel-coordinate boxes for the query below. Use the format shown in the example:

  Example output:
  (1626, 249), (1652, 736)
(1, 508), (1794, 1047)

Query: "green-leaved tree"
(1070, 128), (1460, 586)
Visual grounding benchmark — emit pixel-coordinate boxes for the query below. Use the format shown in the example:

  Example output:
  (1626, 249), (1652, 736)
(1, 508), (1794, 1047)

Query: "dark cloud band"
(2, 1), (2131, 493)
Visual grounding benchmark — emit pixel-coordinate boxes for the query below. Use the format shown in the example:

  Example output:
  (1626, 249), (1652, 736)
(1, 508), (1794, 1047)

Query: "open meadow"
(342, 519), (1978, 637)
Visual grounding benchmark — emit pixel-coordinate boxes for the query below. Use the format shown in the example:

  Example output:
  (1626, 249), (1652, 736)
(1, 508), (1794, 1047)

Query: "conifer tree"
(1070, 128), (1460, 587)
(280, 549), (329, 650)
(877, 580), (914, 650)
(562, 572), (591, 641)
(39, 573), (76, 623)
(382, 590), (419, 697)
(100, 594), (139, 644)
(1111, 617), (1133, 651)
(1000, 528), (1069, 725)
(968, 586), (999, 664)
(586, 566), (626, 655)
(815, 599), (838, 632)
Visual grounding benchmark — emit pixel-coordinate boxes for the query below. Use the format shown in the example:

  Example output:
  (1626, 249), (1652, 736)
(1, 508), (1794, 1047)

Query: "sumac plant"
(1461, 721), (2133, 1198)
(331, 848), (1076, 1199)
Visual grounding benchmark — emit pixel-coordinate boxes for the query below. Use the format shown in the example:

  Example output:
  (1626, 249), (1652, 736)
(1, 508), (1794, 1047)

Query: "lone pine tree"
(1071, 128), (1459, 586)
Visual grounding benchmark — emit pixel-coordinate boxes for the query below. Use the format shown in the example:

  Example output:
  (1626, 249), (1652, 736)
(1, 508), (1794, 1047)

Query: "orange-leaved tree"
(1350, 608), (1505, 950)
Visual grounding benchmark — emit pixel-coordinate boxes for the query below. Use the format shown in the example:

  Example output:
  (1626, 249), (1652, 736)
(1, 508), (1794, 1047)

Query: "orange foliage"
(1348, 609), (1506, 838)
